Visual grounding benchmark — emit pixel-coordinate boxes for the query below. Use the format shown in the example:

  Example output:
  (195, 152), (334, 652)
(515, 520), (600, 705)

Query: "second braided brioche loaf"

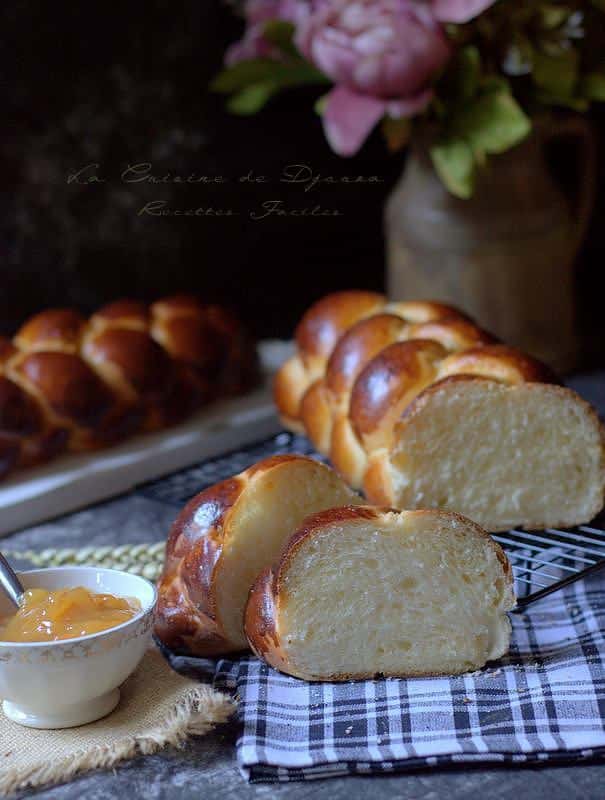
(275, 291), (605, 531)
(0, 295), (258, 481)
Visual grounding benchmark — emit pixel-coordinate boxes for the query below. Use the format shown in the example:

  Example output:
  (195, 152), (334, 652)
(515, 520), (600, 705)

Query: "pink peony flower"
(226, 0), (314, 65)
(431, 0), (496, 24)
(296, 0), (451, 156)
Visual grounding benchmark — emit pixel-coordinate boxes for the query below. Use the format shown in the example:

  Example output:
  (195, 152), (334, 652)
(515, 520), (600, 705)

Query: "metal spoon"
(0, 552), (24, 609)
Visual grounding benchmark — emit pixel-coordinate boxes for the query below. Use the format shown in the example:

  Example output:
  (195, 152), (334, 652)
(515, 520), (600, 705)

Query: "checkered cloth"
(214, 568), (605, 782)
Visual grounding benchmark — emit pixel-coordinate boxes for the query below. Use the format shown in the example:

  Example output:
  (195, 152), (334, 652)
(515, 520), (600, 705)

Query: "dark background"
(2, 2), (605, 366)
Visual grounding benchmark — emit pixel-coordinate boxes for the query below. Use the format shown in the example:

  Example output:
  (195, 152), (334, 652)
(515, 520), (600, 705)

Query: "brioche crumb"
(388, 381), (605, 531)
(256, 509), (515, 679)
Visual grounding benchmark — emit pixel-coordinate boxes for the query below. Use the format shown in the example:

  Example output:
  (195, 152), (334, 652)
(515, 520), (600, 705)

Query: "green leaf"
(263, 20), (297, 57)
(453, 86), (531, 156)
(430, 138), (475, 199)
(532, 48), (579, 97)
(227, 82), (278, 114)
(435, 46), (480, 113)
(382, 117), (411, 152)
(480, 76), (510, 94)
(268, 61), (331, 89)
(536, 91), (589, 111)
(314, 93), (328, 115)
(580, 72), (605, 101)
(213, 56), (330, 116)
(456, 46), (481, 101)
(212, 59), (279, 93)
(539, 5), (572, 28)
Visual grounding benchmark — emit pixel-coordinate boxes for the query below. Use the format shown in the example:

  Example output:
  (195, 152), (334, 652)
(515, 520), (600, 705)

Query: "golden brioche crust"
(405, 318), (495, 351)
(325, 313), (409, 402)
(385, 300), (470, 323)
(349, 339), (446, 451)
(154, 454), (334, 657)
(13, 352), (116, 428)
(299, 380), (333, 454)
(273, 354), (308, 425)
(154, 472), (245, 656)
(14, 309), (86, 352)
(439, 345), (559, 385)
(329, 414), (368, 486)
(82, 328), (187, 429)
(10, 350), (142, 450)
(295, 290), (385, 376)
(91, 299), (150, 328)
(0, 295), (257, 479)
(0, 375), (68, 474)
(273, 292), (487, 437)
(243, 567), (285, 671)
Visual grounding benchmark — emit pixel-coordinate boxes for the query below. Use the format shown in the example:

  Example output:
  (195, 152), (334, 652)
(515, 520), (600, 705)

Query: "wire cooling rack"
(492, 516), (605, 610)
(6, 433), (603, 609)
(140, 430), (605, 611)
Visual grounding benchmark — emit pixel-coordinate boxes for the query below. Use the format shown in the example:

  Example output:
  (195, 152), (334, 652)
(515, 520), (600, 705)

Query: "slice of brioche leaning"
(245, 506), (515, 680)
(154, 454), (358, 656)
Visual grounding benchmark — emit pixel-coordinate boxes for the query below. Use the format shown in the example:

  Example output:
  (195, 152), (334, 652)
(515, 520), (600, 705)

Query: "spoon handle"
(0, 552), (24, 609)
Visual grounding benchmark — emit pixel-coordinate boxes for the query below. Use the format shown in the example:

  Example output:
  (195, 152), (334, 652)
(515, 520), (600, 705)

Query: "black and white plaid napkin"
(214, 570), (605, 782)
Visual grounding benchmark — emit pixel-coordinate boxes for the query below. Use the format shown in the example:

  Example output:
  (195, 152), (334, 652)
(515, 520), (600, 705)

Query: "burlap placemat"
(0, 648), (235, 796)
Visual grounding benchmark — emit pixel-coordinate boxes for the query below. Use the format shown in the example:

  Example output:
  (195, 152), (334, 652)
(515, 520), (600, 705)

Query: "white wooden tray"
(0, 341), (291, 536)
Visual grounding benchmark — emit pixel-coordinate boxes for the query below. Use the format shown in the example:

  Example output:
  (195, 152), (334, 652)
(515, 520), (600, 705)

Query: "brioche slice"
(245, 506), (515, 681)
(154, 455), (358, 656)
(364, 378), (605, 531)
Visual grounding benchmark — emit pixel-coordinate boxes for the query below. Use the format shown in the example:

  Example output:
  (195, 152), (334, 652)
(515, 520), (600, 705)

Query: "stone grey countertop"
(13, 733), (605, 800)
(4, 371), (605, 800)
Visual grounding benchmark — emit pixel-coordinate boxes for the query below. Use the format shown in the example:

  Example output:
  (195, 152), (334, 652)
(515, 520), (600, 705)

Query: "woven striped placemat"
(6, 542), (166, 580)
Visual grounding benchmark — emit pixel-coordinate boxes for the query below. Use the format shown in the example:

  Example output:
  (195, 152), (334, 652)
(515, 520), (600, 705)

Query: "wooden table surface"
(6, 370), (605, 800)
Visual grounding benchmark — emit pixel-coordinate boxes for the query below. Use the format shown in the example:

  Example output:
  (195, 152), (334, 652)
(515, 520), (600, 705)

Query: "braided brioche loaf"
(0, 295), (257, 481)
(275, 291), (605, 531)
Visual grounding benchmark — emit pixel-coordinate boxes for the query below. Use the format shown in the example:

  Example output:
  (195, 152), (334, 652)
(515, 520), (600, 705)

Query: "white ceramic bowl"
(0, 566), (157, 729)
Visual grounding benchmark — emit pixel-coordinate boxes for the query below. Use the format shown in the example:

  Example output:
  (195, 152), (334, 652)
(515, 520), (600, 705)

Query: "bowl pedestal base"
(2, 687), (120, 729)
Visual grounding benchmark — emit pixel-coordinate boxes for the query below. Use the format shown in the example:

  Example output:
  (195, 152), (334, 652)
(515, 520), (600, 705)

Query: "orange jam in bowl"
(0, 586), (141, 643)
